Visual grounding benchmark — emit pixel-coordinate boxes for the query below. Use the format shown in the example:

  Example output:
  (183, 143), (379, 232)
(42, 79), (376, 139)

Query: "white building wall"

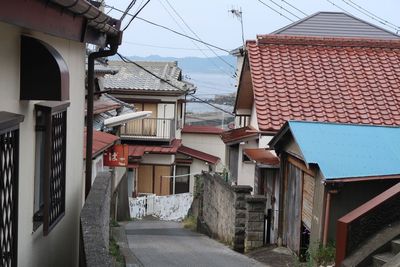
(181, 133), (226, 172)
(249, 103), (259, 131)
(0, 22), (85, 266)
(187, 158), (211, 193)
(236, 139), (257, 192)
(259, 135), (273, 149)
(141, 153), (175, 165)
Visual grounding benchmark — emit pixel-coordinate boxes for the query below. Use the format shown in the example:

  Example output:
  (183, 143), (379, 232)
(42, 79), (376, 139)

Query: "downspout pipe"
(85, 33), (122, 198)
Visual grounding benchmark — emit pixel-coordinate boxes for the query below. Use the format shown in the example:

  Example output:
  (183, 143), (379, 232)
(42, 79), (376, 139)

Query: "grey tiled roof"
(272, 12), (400, 39)
(103, 61), (195, 94)
(85, 57), (119, 75)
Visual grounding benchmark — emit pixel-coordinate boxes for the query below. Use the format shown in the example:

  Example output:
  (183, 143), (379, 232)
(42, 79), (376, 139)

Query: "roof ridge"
(255, 34), (400, 49)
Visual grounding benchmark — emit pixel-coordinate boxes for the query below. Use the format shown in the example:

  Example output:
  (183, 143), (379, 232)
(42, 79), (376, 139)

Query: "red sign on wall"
(103, 144), (128, 167)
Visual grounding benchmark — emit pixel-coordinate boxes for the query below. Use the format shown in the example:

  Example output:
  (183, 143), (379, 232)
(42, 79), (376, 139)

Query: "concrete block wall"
(245, 195), (267, 252)
(201, 172), (252, 252)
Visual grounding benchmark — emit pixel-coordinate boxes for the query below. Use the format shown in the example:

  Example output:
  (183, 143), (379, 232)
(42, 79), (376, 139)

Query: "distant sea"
(121, 55), (238, 113)
(184, 71), (236, 113)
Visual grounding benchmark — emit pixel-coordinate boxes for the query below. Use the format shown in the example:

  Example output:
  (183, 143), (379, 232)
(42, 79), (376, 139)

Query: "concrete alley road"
(125, 220), (266, 267)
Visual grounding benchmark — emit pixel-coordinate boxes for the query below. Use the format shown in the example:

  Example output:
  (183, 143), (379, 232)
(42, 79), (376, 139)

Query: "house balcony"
(120, 117), (175, 142)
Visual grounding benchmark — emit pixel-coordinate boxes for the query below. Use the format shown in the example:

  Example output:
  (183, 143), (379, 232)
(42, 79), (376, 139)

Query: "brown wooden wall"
(137, 164), (171, 196)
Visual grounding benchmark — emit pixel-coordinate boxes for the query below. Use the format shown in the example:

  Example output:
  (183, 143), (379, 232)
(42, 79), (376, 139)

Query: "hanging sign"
(103, 144), (128, 167)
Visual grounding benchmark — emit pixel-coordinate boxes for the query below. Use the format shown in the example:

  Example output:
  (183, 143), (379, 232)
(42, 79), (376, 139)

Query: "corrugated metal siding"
(274, 12), (399, 39)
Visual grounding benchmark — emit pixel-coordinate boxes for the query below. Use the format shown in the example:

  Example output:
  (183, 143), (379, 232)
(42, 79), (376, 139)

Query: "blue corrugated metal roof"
(287, 121), (400, 180)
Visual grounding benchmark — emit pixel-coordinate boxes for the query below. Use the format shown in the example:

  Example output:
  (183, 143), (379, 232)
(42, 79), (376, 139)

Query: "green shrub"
(306, 242), (335, 266)
(183, 215), (197, 231)
(109, 237), (124, 264)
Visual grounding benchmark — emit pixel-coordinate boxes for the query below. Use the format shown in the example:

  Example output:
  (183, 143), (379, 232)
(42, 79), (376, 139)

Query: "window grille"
(0, 112), (23, 267)
(34, 102), (69, 236)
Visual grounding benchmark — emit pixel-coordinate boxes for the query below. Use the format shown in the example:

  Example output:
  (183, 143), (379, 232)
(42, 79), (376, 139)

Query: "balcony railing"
(120, 117), (175, 141)
(336, 182), (400, 266)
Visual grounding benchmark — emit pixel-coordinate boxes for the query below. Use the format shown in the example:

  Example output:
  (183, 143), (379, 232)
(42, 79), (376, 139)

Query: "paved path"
(125, 220), (266, 267)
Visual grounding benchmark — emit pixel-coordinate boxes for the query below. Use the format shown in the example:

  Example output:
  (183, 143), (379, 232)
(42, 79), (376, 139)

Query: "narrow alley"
(125, 220), (266, 267)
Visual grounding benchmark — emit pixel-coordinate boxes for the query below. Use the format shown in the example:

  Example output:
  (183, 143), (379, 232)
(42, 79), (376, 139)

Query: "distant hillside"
(125, 55), (236, 74)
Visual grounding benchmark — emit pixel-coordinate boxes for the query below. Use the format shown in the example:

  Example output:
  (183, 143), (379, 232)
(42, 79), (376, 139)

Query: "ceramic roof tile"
(243, 149), (279, 166)
(246, 35), (400, 132)
(83, 129), (119, 159)
(181, 125), (224, 135)
(221, 126), (259, 144)
(128, 139), (182, 157)
(103, 61), (195, 94)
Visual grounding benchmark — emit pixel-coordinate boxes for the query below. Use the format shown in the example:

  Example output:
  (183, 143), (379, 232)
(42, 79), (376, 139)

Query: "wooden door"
(138, 165), (153, 193)
(284, 163), (303, 254)
(154, 165), (171, 196)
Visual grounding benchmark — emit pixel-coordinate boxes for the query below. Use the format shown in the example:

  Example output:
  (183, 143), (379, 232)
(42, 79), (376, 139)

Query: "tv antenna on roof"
(228, 7), (245, 49)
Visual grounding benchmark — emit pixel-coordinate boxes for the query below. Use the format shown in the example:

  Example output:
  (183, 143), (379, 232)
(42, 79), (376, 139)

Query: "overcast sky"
(105, 0), (400, 58)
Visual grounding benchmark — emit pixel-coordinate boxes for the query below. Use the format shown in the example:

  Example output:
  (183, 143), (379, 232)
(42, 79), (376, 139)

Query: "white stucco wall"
(0, 22), (85, 266)
(236, 140), (257, 192)
(141, 153), (175, 165)
(181, 133), (226, 172)
(259, 135), (273, 149)
(249, 103), (259, 131)
(187, 158), (211, 193)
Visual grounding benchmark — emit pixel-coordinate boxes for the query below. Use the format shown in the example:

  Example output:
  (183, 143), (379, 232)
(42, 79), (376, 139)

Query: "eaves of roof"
(178, 145), (220, 164)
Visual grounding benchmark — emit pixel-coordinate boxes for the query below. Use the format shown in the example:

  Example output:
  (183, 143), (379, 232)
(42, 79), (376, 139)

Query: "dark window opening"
(242, 153), (251, 162)
(34, 102), (69, 235)
(174, 165), (190, 194)
(0, 111), (23, 267)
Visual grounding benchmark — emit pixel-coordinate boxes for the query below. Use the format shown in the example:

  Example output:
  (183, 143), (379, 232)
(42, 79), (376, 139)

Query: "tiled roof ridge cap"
(254, 34), (400, 49)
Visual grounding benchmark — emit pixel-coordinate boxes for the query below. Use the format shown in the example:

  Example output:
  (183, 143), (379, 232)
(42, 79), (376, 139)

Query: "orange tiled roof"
(178, 145), (220, 164)
(83, 129), (119, 159)
(247, 35), (400, 132)
(243, 149), (279, 166)
(221, 126), (258, 144)
(128, 139), (182, 157)
(182, 125), (224, 135)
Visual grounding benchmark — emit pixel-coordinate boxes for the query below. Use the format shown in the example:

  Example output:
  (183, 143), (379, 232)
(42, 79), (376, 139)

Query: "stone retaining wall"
(245, 195), (267, 252)
(201, 172), (252, 252)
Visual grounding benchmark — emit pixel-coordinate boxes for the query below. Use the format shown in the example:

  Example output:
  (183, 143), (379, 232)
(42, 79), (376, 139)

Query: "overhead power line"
(120, 0), (137, 22)
(324, 0), (351, 14)
(105, 5), (231, 53)
(116, 53), (234, 115)
(340, 0), (400, 32)
(280, 0), (308, 16)
(164, 0), (236, 70)
(156, 0), (234, 77)
(266, 0), (302, 19)
(255, 0), (295, 22)
(122, 0), (150, 31)
(123, 41), (211, 51)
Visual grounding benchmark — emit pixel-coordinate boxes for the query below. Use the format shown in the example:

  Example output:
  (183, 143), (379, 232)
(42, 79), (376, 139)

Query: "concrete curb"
(111, 223), (143, 267)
